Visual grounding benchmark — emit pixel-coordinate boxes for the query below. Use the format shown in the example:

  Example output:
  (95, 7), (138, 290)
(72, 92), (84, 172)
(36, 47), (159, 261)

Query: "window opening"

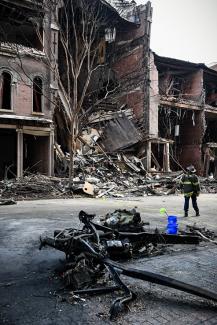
(0, 71), (12, 110)
(53, 32), (57, 55)
(33, 77), (43, 112)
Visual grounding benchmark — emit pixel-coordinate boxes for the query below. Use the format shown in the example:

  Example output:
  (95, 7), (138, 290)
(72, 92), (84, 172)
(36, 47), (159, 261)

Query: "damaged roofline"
(0, 42), (46, 59)
(100, 0), (141, 26)
(153, 51), (217, 77)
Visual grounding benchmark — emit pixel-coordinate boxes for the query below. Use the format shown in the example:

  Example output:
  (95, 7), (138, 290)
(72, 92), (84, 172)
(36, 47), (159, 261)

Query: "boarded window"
(33, 77), (43, 112)
(0, 72), (12, 110)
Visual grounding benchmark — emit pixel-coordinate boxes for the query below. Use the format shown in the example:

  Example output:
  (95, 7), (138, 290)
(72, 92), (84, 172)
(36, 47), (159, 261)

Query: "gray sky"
(137, 0), (217, 65)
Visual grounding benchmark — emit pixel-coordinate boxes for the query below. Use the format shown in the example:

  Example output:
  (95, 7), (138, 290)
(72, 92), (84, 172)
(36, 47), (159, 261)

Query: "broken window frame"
(32, 76), (44, 114)
(0, 69), (13, 111)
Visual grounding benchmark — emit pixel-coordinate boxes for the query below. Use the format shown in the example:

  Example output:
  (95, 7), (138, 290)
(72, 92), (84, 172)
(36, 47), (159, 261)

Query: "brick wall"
(118, 89), (144, 119)
(178, 110), (204, 174)
(112, 43), (144, 119)
(0, 54), (51, 119)
(112, 4), (152, 121)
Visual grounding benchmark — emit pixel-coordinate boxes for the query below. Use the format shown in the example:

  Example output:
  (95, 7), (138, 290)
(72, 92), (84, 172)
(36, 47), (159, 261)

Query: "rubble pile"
(0, 175), (70, 200)
(200, 177), (217, 193)
(40, 209), (217, 320)
(60, 152), (217, 197)
(62, 152), (180, 197)
(1, 152), (217, 201)
(185, 224), (217, 244)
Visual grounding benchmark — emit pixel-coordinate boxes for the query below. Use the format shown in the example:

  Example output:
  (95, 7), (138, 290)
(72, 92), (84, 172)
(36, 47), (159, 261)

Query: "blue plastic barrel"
(167, 215), (178, 234)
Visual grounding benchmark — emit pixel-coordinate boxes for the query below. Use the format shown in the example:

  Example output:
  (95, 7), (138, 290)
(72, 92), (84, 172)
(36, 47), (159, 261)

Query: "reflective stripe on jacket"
(180, 174), (200, 197)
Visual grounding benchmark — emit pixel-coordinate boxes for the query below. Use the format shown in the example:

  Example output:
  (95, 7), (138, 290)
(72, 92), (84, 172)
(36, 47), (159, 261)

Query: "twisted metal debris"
(40, 210), (217, 319)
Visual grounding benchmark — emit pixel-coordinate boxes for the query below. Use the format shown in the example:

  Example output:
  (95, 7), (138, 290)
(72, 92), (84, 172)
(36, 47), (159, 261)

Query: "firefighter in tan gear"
(180, 165), (200, 217)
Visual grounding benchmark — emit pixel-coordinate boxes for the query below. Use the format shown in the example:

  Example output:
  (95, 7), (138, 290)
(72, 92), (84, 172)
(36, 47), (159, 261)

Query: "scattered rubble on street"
(0, 198), (16, 206)
(40, 209), (217, 320)
(1, 151), (217, 201)
(0, 175), (70, 200)
(185, 224), (217, 244)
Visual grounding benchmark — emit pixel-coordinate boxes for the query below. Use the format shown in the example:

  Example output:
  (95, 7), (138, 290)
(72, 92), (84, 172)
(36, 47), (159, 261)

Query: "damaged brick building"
(149, 52), (217, 176)
(0, 0), (152, 178)
(0, 0), (153, 180)
(1, 0), (216, 181)
(55, 0), (153, 157)
(53, 0), (217, 178)
(0, 0), (55, 179)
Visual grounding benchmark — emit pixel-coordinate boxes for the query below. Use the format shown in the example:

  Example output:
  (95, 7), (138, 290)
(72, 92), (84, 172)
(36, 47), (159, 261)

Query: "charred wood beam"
(91, 222), (201, 245)
(117, 232), (201, 245)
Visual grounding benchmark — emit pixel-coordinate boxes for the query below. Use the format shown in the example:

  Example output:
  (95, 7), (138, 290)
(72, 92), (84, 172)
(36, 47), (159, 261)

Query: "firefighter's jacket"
(180, 173), (200, 197)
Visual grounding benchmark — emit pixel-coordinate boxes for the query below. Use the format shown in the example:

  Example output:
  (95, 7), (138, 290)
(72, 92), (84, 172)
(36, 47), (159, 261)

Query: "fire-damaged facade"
(150, 52), (217, 176)
(1, 0), (216, 181)
(0, 0), (55, 179)
(0, 0), (153, 179)
(55, 0), (153, 158)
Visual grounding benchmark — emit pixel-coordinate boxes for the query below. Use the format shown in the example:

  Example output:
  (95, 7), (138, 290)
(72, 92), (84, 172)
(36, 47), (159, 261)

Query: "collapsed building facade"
(150, 53), (217, 176)
(54, 0), (153, 159)
(0, 0), (153, 179)
(46, 0), (217, 179)
(1, 0), (216, 181)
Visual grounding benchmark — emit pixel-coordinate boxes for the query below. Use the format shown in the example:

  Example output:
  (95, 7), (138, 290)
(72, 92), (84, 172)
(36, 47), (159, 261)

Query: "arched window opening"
(33, 77), (43, 112)
(0, 71), (12, 110)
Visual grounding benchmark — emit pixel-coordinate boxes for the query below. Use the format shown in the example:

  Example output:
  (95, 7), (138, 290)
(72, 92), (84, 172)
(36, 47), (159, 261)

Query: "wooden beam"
(160, 100), (201, 111)
(0, 124), (16, 129)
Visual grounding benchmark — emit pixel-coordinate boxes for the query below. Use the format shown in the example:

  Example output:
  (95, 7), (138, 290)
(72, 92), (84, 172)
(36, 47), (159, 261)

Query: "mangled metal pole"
(40, 209), (217, 319)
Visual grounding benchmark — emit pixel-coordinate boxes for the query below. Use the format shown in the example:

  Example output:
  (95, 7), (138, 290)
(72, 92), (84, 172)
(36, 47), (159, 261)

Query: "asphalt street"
(0, 194), (217, 324)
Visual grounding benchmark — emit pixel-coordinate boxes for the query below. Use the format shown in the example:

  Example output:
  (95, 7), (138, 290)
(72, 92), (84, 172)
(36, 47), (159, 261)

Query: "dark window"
(33, 77), (43, 112)
(0, 72), (12, 110)
(53, 32), (57, 55)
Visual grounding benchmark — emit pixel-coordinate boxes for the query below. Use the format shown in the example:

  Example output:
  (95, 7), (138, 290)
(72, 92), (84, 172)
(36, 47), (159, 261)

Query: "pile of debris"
(40, 209), (217, 320)
(55, 142), (217, 198)
(0, 175), (70, 200)
(1, 145), (217, 200)
(185, 224), (216, 244)
(59, 151), (217, 197)
(1, 159), (217, 201)
(56, 150), (180, 197)
(200, 177), (217, 193)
